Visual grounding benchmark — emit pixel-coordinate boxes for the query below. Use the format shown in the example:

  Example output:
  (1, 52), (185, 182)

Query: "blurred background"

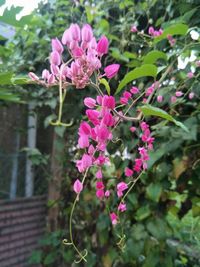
(0, 0), (200, 266)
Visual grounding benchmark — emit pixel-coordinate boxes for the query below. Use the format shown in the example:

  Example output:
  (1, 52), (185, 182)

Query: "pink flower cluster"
(29, 24), (120, 89)
(75, 94), (117, 199)
(109, 122), (154, 225)
(120, 86), (139, 105)
(148, 26), (163, 37)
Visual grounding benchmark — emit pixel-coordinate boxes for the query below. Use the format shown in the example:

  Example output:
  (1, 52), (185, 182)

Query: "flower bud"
(104, 64), (120, 79)
(148, 26), (155, 36)
(50, 64), (59, 76)
(157, 95), (163, 103)
(175, 91), (183, 97)
(84, 97), (96, 108)
(70, 23), (81, 41)
(51, 38), (63, 54)
(42, 69), (50, 81)
(28, 72), (39, 81)
(50, 51), (61, 66)
(73, 179), (83, 194)
(97, 36), (109, 55)
(131, 25), (137, 33)
(48, 74), (55, 84)
(81, 24), (93, 42)
(187, 72), (194, 79)
(62, 29), (71, 46)
(189, 92), (194, 99)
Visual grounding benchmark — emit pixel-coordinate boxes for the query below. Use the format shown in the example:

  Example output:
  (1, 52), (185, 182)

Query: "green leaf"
(116, 64), (157, 94)
(123, 51), (137, 59)
(11, 76), (29, 85)
(0, 72), (13, 85)
(28, 250), (42, 264)
(135, 205), (151, 221)
(146, 183), (162, 202)
(140, 104), (189, 132)
(143, 50), (167, 64)
(154, 23), (188, 43)
(44, 252), (56, 265)
(99, 78), (110, 95)
(0, 6), (32, 27)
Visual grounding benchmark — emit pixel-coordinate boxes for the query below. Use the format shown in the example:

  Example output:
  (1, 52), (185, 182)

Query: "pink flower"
(50, 51), (61, 66)
(104, 64), (120, 79)
(48, 74), (55, 84)
(125, 167), (133, 177)
(79, 122), (91, 135)
(97, 36), (109, 55)
(88, 145), (95, 155)
(117, 182), (128, 197)
(102, 112), (115, 127)
(140, 122), (149, 131)
(96, 189), (104, 199)
(130, 126), (136, 133)
(118, 203), (126, 212)
(102, 95), (115, 109)
(117, 182), (128, 191)
(78, 135), (89, 148)
(187, 72), (194, 79)
(50, 64), (59, 76)
(81, 24), (93, 43)
(42, 69), (50, 81)
(130, 86), (139, 94)
(120, 97), (128, 105)
(73, 179), (83, 194)
(131, 25), (137, 33)
(86, 110), (100, 125)
(96, 181), (104, 190)
(84, 97), (96, 108)
(76, 153), (92, 173)
(96, 169), (103, 179)
(110, 212), (118, 225)
(70, 23), (81, 41)
(157, 95), (163, 103)
(51, 38), (63, 54)
(171, 96), (177, 103)
(28, 72), (39, 81)
(105, 190), (110, 197)
(148, 26), (155, 36)
(189, 92), (194, 99)
(175, 91), (183, 97)
(123, 91), (132, 99)
(62, 28), (71, 45)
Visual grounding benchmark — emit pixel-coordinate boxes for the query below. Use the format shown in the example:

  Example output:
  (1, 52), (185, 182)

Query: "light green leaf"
(146, 183), (162, 202)
(154, 23), (188, 43)
(143, 50), (167, 64)
(99, 78), (110, 95)
(140, 104), (189, 132)
(11, 76), (29, 84)
(135, 205), (151, 221)
(123, 51), (137, 59)
(116, 64), (157, 94)
(0, 72), (13, 85)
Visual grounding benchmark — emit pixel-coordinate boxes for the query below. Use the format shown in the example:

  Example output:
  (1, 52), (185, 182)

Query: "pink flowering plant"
(29, 21), (199, 263)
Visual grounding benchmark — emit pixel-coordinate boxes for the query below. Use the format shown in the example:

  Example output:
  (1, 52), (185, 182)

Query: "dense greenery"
(1, 0), (200, 266)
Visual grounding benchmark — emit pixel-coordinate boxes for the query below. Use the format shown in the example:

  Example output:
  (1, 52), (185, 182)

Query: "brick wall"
(0, 195), (47, 267)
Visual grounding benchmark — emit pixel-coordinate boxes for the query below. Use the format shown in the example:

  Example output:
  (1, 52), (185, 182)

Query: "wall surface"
(0, 195), (47, 267)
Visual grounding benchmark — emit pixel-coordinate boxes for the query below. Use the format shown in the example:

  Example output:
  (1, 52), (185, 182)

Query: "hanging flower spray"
(29, 23), (195, 263)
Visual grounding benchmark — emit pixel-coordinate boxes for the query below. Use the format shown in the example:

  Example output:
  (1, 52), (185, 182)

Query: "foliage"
(2, 0), (200, 266)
